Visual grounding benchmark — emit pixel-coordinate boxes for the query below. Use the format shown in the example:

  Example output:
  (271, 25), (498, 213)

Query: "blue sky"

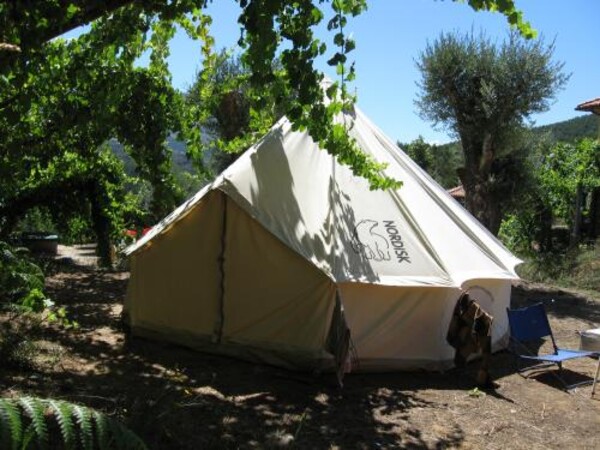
(161, 0), (600, 144)
(69, 1), (600, 144)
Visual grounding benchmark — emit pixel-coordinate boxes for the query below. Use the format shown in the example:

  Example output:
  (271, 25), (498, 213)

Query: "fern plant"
(0, 396), (147, 450)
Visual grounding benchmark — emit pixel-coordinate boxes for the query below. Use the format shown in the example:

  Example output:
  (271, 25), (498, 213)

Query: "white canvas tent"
(124, 105), (521, 373)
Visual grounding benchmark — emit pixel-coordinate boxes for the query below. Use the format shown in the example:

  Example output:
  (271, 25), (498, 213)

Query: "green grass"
(517, 242), (600, 296)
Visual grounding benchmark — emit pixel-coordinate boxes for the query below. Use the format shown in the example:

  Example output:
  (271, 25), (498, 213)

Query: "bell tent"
(124, 106), (521, 373)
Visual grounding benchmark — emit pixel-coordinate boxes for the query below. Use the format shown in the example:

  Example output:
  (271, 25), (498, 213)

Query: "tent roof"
(126, 109), (521, 288)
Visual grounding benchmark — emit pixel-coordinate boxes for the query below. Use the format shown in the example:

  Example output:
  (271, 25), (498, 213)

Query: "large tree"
(415, 31), (568, 234)
(1, 1), (535, 188)
(0, 1), (538, 260)
(0, 16), (185, 263)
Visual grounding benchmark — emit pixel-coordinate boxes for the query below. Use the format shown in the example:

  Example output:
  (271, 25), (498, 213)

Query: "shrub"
(0, 242), (46, 310)
(515, 241), (600, 295)
(1, 241), (77, 368)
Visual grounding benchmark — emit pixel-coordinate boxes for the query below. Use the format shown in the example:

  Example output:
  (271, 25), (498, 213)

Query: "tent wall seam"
(215, 194), (228, 343)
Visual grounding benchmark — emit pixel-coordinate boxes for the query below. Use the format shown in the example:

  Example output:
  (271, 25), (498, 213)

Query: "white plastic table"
(579, 328), (600, 397)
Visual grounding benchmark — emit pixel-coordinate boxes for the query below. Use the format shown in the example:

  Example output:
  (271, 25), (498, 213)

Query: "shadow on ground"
(3, 266), (600, 449)
(9, 334), (467, 449)
(3, 266), (472, 449)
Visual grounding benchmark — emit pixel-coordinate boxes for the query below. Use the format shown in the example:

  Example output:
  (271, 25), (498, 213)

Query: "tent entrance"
(325, 291), (355, 386)
(212, 191), (339, 365)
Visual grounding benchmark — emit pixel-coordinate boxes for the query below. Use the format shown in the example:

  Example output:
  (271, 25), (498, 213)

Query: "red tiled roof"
(448, 185), (465, 198)
(575, 98), (600, 115)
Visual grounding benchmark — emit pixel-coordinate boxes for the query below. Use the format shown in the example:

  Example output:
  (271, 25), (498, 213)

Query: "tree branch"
(0, 42), (20, 52)
(3, 0), (133, 51)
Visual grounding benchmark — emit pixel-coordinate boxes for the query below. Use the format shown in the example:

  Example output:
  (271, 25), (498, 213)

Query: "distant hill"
(533, 114), (598, 142)
(167, 135), (193, 173)
(108, 135), (193, 177)
(433, 114), (598, 152)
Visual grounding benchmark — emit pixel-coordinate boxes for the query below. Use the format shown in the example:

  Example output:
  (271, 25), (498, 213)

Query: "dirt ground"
(2, 247), (600, 449)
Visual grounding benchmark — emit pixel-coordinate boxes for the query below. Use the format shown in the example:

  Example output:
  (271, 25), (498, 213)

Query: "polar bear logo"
(351, 220), (391, 261)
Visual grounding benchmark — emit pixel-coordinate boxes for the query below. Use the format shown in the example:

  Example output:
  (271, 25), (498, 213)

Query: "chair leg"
(592, 357), (600, 397)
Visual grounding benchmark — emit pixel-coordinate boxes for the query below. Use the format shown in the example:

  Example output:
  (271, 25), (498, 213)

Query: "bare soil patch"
(2, 250), (600, 449)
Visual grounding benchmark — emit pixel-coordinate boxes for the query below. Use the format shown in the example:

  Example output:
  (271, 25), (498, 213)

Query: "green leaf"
(48, 400), (76, 450)
(345, 38), (356, 52)
(310, 7), (323, 23)
(464, 0), (537, 38)
(18, 397), (48, 449)
(93, 411), (110, 450)
(468, 387), (486, 397)
(0, 399), (22, 450)
(66, 4), (80, 19)
(73, 405), (93, 450)
(327, 53), (344, 66)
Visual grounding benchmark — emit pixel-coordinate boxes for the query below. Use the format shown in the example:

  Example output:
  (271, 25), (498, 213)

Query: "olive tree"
(415, 31), (568, 234)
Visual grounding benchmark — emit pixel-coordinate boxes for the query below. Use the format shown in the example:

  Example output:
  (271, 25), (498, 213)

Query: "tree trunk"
(88, 187), (114, 268)
(458, 134), (503, 235)
(462, 175), (503, 235)
(588, 187), (600, 240)
(570, 183), (584, 246)
(535, 198), (553, 252)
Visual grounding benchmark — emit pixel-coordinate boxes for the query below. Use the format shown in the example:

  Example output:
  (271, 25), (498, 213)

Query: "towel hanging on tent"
(446, 291), (494, 387)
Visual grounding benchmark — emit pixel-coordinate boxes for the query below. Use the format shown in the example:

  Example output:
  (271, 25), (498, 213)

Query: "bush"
(0, 242), (46, 310)
(1, 241), (77, 369)
(559, 242), (600, 292)
(516, 241), (600, 294)
(499, 213), (536, 256)
(516, 250), (572, 284)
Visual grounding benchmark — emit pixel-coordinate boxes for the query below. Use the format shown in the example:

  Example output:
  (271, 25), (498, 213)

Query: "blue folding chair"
(506, 303), (596, 390)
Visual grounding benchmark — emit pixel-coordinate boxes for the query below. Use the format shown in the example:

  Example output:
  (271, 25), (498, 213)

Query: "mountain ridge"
(112, 114), (599, 176)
